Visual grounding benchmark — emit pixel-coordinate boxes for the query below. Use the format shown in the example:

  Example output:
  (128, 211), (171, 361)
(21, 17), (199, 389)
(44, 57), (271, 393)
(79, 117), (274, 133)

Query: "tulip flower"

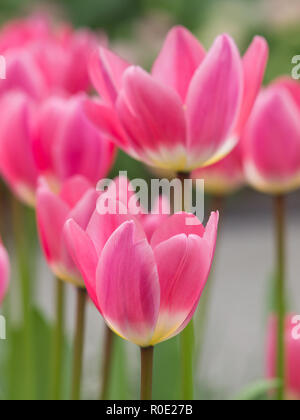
(267, 315), (300, 400)
(242, 78), (300, 400)
(33, 94), (116, 193)
(242, 80), (300, 194)
(0, 239), (10, 305)
(64, 208), (218, 398)
(0, 91), (38, 206)
(86, 27), (267, 172)
(36, 176), (100, 287)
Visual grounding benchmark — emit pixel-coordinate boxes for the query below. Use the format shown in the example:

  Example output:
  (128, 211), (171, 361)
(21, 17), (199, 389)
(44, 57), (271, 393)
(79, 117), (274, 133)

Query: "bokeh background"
(0, 0), (300, 400)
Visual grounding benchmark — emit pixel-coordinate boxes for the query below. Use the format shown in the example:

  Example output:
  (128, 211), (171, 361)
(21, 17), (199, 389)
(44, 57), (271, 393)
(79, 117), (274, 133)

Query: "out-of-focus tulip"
(242, 79), (300, 194)
(86, 26), (267, 172)
(0, 14), (100, 97)
(36, 176), (99, 287)
(192, 144), (244, 195)
(33, 94), (116, 192)
(267, 314), (300, 399)
(0, 239), (10, 305)
(65, 210), (218, 346)
(0, 91), (38, 206)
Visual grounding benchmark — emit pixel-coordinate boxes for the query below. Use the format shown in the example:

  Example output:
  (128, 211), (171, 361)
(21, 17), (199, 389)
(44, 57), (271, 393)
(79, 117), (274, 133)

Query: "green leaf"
(234, 379), (280, 400)
(152, 337), (181, 400)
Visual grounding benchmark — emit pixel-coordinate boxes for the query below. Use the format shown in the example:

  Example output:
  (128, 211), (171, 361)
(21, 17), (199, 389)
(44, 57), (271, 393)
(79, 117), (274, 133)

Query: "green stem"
(177, 172), (194, 400)
(140, 346), (154, 400)
(52, 279), (65, 400)
(100, 325), (115, 400)
(180, 321), (194, 400)
(11, 196), (35, 400)
(71, 287), (87, 401)
(274, 195), (286, 401)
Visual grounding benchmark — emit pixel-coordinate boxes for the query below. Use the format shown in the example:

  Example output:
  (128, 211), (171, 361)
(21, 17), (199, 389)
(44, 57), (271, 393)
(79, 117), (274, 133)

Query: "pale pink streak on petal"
(68, 189), (100, 231)
(96, 221), (160, 346)
(64, 219), (100, 310)
(0, 242), (10, 305)
(152, 25), (206, 102)
(186, 34), (243, 163)
(272, 77), (300, 110)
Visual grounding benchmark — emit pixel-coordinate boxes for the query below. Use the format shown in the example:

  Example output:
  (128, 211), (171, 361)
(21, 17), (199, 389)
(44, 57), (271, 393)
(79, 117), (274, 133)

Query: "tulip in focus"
(65, 209), (218, 346)
(0, 239), (10, 305)
(33, 94), (116, 192)
(36, 176), (100, 287)
(86, 26), (267, 172)
(267, 314), (300, 399)
(242, 78), (300, 194)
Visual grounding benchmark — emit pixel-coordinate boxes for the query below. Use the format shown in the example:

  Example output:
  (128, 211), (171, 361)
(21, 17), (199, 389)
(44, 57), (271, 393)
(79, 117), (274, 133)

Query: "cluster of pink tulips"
(0, 12), (300, 401)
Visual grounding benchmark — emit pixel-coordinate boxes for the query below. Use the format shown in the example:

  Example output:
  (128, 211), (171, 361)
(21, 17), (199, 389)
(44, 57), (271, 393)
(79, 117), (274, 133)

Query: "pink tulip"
(64, 210), (218, 346)
(0, 239), (10, 305)
(86, 27), (267, 172)
(192, 144), (245, 195)
(33, 94), (116, 192)
(36, 176), (100, 286)
(0, 14), (101, 97)
(0, 91), (38, 206)
(242, 78), (300, 194)
(267, 314), (300, 399)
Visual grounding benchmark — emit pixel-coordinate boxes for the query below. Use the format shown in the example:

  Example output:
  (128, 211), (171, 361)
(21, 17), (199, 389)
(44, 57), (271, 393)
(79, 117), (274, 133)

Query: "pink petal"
(68, 189), (100, 231)
(36, 186), (70, 265)
(272, 77), (300, 111)
(152, 232), (213, 343)
(186, 34), (243, 166)
(152, 26), (206, 102)
(86, 202), (144, 256)
(243, 88), (300, 181)
(235, 36), (269, 134)
(96, 221), (160, 346)
(59, 175), (93, 208)
(151, 212), (205, 248)
(0, 91), (38, 205)
(85, 98), (129, 148)
(116, 66), (186, 157)
(89, 46), (131, 105)
(64, 219), (100, 310)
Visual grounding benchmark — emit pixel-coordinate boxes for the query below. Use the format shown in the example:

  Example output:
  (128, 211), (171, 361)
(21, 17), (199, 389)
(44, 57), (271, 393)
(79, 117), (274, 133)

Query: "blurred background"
(0, 0), (300, 400)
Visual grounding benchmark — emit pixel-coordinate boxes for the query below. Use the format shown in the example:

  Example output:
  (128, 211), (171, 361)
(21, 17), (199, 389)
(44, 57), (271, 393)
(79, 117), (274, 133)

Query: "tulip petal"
(152, 26), (206, 102)
(0, 92), (38, 205)
(150, 233), (212, 344)
(235, 36), (269, 134)
(0, 243), (10, 305)
(64, 219), (100, 309)
(186, 34), (243, 167)
(243, 88), (300, 185)
(96, 221), (160, 346)
(273, 77), (300, 110)
(59, 175), (93, 208)
(68, 189), (99, 231)
(89, 46), (130, 105)
(151, 212), (205, 248)
(116, 66), (187, 165)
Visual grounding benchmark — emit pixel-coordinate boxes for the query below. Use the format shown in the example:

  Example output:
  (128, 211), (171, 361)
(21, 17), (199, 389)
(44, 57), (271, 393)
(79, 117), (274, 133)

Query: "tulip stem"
(180, 320), (194, 400)
(71, 287), (87, 401)
(11, 196), (35, 400)
(274, 194), (286, 400)
(177, 171), (195, 400)
(140, 346), (154, 400)
(100, 325), (115, 400)
(52, 278), (65, 400)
